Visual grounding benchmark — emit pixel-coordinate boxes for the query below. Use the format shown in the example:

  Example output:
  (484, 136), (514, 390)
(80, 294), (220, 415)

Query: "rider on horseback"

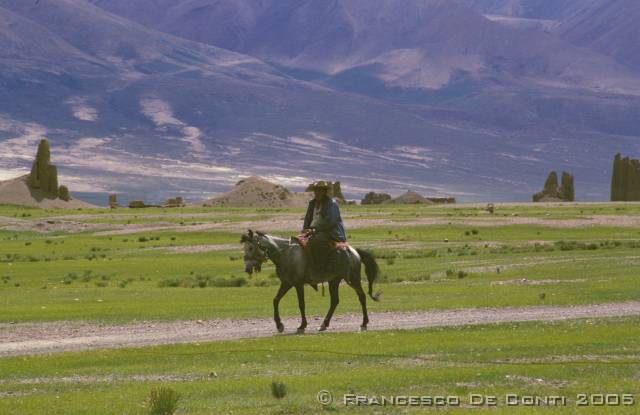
(301, 180), (347, 281)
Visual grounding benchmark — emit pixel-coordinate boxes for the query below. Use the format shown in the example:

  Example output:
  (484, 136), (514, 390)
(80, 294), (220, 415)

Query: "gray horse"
(241, 230), (380, 333)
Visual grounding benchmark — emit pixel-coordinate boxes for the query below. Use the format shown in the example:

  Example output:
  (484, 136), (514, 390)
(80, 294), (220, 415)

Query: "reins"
(256, 238), (270, 261)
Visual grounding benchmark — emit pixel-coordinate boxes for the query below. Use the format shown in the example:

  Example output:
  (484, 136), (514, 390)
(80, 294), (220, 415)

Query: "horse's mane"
(254, 231), (290, 247)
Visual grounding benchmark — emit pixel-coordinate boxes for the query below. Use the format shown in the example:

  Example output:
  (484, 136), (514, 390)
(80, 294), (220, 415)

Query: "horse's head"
(240, 229), (267, 275)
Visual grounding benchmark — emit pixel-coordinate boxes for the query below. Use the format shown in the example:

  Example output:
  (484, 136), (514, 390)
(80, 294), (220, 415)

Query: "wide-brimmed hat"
(310, 180), (331, 190)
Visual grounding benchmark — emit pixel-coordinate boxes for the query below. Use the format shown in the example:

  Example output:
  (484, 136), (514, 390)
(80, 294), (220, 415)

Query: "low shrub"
(212, 276), (248, 287)
(147, 387), (181, 415)
(271, 381), (287, 400)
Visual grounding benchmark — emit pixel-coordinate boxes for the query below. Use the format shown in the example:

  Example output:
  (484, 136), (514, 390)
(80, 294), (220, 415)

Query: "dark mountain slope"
(461, 0), (640, 71)
(559, 0), (640, 70)
(1, 0), (639, 202)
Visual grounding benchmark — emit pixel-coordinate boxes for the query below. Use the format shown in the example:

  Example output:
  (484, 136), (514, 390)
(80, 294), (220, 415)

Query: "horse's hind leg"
(273, 282), (292, 333)
(319, 279), (340, 332)
(294, 284), (308, 334)
(350, 278), (369, 331)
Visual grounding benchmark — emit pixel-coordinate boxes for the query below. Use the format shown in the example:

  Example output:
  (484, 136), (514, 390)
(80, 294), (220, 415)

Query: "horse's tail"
(356, 249), (381, 302)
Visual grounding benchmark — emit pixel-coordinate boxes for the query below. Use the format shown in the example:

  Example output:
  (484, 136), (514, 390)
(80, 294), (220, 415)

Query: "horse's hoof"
(296, 327), (306, 334)
(360, 325), (368, 332)
(318, 324), (328, 332)
(276, 324), (285, 333)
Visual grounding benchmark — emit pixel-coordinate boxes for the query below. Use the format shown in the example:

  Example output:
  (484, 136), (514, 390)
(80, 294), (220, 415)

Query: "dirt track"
(5, 211), (640, 235)
(2, 301), (639, 357)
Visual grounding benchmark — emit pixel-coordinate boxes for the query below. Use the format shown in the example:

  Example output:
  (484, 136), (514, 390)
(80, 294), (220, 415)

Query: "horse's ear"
(248, 229), (254, 237)
(256, 230), (265, 237)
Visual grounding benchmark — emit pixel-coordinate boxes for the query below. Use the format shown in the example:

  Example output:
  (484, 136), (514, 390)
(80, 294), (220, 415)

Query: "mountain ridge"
(1, 0), (639, 203)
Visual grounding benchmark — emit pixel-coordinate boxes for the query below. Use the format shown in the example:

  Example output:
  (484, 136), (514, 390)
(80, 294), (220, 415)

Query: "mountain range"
(1, 0), (639, 204)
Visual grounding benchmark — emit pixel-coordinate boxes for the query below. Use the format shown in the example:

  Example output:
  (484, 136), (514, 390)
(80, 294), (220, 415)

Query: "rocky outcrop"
(533, 171), (575, 202)
(611, 153), (640, 201)
(560, 171), (575, 201)
(385, 190), (434, 205)
(58, 185), (70, 202)
(200, 176), (312, 208)
(361, 190), (453, 205)
(361, 192), (392, 205)
(0, 176), (95, 209)
(28, 139), (59, 197)
(0, 139), (97, 208)
(0, 138), (98, 208)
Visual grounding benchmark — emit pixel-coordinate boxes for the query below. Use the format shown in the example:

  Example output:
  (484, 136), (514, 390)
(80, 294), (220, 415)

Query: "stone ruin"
(108, 194), (119, 208)
(129, 200), (161, 208)
(426, 197), (456, 204)
(27, 139), (71, 201)
(361, 191), (455, 205)
(611, 153), (640, 201)
(164, 197), (184, 207)
(128, 200), (147, 208)
(361, 192), (392, 205)
(332, 182), (345, 201)
(532, 171), (574, 202)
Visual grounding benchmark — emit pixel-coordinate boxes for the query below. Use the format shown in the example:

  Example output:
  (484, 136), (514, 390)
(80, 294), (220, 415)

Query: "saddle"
(292, 235), (310, 248)
(329, 240), (350, 251)
(292, 234), (351, 286)
(291, 235), (350, 251)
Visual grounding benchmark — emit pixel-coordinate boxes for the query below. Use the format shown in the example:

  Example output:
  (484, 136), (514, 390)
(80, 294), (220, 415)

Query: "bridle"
(244, 234), (269, 263)
(255, 236), (271, 261)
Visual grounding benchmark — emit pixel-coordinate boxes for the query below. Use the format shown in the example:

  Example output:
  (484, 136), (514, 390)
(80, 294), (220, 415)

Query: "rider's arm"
(302, 201), (314, 232)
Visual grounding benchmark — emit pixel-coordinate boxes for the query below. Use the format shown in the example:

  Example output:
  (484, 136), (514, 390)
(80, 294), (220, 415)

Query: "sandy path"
(86, 214), (640, 237)
(4, 208), (640, 235)
(1, 301), (639, 357)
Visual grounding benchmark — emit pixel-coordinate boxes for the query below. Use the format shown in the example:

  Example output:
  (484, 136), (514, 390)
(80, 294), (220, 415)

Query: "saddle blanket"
(292, 235), (350, 251)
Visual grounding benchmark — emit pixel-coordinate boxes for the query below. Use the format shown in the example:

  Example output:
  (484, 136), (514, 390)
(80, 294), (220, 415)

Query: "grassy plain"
(1, 202), (640, 413)
(1, 317), (639, 414)
(2, 203), (640, 323)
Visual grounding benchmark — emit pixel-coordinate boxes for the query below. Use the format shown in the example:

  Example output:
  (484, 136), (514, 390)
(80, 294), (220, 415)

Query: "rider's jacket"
(302, 197), (346, 242)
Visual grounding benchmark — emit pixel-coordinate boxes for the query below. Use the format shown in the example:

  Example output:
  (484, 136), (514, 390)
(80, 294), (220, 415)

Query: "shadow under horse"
(241, 230), (381, 333)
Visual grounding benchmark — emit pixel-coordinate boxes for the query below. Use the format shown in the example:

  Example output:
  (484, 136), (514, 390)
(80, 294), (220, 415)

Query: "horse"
(241, 229), (381, 333)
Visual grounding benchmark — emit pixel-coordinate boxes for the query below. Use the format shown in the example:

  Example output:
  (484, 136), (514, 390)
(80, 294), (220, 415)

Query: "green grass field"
(1, 317), (639, 414)
(1, 202), (640, 413)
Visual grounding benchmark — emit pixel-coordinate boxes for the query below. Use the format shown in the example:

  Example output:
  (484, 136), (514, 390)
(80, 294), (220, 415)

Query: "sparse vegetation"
(158, 275), (248, 288)
(0, 203), (640, 413)
(270, 381), (287, 399)
(147, 387), (181, 415)
(1, 202), (640, 324)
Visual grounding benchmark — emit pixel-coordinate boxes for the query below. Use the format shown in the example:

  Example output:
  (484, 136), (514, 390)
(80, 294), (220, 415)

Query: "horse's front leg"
(294, 284), (308, 334)
(273, 282), (292, 333)
(319, 279), (340, 331)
